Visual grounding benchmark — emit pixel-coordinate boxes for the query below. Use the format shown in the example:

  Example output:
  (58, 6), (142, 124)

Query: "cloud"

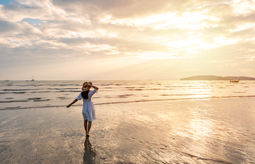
(0, 19), (18, 34)
(1, 0), (255, 79)
(58, 37), (169, 52)
(22, 18), (42, 26)
(52, 0), (170, 18)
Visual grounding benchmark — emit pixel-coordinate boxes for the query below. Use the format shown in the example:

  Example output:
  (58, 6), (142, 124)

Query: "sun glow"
(99, 11), (225, 60)
(137, 51), (178, 59)
(100, 11), (220, 30)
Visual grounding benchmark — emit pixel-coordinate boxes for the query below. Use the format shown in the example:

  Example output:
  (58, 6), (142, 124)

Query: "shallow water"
(0, 80), (255, 163)
(0, 99), (255, 163)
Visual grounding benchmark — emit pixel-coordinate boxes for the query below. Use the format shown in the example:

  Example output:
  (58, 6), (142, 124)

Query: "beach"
(1, 97), (255, 163)
(1, 0), (255, 163)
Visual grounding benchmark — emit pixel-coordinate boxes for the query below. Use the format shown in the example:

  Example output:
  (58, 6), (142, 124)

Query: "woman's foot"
(86, 134), (90, 137)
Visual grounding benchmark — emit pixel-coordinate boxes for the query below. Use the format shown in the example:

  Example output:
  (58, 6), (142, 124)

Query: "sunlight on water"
(181, 81), (213, 99)
(188, 118), (213, 138)
(0, 80), (255, 110)
(0, 80), (255, 163)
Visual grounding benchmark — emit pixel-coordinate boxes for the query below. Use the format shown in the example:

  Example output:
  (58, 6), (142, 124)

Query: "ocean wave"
(5, 97), (13, 99)
(27, 98), (51, 102)
(127, 88), (143, 91)
(0, 92), (26, 94)
(1, 95), (255, 111)
(57, 97), (67, 99)
(160, 94), (197, 96)
(2, 89), (37, 91)
(0, 90), (80, 94)
(117, 94), (135, 98)
(0, 100), (29, 103)
(0, 98), (50, 103)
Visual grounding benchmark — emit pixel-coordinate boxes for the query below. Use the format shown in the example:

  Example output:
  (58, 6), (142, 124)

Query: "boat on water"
(230, 80), (239, 83)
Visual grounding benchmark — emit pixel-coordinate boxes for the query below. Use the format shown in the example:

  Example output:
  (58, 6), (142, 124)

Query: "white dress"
(76, 89), (97, 121)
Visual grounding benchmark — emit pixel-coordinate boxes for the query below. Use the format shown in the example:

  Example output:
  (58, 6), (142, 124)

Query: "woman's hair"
(81, 91), (89, 99)
(81, 82), (89, 99)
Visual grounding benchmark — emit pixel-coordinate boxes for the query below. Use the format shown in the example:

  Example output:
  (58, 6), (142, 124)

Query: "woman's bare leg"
(84, 120), (88, 134)
(87, 121), (92, 135)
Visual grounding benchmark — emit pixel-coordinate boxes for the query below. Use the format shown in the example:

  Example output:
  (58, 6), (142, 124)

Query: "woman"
(67, 81), (99, 137)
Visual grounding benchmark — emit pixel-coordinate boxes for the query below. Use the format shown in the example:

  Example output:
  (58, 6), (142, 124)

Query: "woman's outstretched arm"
(66, 99), (78, 108)
(91, 85), (99, 90)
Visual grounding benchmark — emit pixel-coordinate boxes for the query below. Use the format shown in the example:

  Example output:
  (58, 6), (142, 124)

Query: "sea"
(0, 80), (255, 110)
(0, 80), (255, 163)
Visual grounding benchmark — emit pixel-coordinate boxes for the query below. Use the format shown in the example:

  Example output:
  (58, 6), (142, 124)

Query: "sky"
(0, 0), (255, 80)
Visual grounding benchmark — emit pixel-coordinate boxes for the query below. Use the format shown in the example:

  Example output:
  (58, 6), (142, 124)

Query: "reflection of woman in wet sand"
(67, 81), (99, 137)
(83, 137), (96, 164)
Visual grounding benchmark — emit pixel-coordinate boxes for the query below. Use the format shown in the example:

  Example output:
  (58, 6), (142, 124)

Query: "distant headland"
(181, 75), (255, 80)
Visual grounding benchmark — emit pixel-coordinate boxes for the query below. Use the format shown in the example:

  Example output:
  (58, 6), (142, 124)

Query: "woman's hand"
(87, 81), (98, 90)
(88, 82), (92, 87)
(92, 85), (99, 90)
(66, 99), (78, 108)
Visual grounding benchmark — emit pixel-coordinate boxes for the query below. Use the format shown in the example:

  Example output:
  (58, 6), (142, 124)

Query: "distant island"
(181, 75), (255, 80)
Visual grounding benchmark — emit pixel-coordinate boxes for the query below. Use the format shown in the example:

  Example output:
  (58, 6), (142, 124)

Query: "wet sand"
(0, 97), (255, 163)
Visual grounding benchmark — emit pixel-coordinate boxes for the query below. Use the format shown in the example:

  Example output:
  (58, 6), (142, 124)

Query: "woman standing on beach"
(67, 82), (99, 137)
